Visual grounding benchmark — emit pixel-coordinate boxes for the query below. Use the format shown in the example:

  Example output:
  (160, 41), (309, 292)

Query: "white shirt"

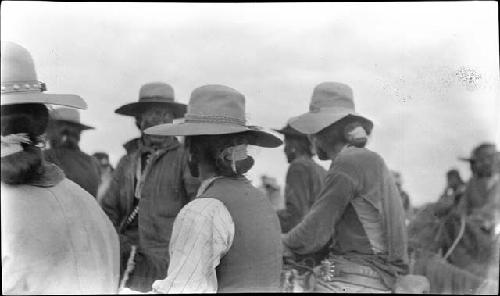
(152, 178), (235, 294)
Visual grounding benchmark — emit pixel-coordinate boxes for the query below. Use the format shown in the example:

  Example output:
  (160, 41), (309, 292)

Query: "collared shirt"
(152, 177), (235, 294)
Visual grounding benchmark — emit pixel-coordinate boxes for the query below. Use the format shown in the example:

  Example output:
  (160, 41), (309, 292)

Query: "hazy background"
(2, 1), (499, 207)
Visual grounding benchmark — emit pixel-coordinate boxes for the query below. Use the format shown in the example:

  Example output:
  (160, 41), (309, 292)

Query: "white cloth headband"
(1, 133), (31, 157)
(347, 126), (367, 140)
(220, 144), (248, 173)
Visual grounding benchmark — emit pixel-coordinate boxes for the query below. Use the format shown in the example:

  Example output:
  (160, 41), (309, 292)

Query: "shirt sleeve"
(152, 198), (234, 294)
(283, 158), (360, 255)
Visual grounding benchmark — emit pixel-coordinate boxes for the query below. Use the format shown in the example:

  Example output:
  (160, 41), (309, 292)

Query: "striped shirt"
(152, 178), (235, 293)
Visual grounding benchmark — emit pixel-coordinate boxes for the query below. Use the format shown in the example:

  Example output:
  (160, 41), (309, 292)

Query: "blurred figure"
(44, 108), (101, 197)
(392, 170), (412, 222)
(1, 41), (119, 294)
(458, 143), (499, 226)
(259, 174), (282, 210)
(274, 123), (326, 233)
(93, 152), (114, 204)
(100, 82), (200, 292)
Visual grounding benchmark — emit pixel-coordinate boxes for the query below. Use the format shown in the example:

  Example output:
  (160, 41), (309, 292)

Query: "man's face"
(97, 157), (109, 167)
(471, 147), (497, 178)
(137, 106), (175, 147)
(46, 121), (82, 150)
(309, 134), (328, 161)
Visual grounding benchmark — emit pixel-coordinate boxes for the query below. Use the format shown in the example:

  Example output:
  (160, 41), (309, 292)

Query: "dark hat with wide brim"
(145, 85), (282, 148)
(115, 82), (187, 118)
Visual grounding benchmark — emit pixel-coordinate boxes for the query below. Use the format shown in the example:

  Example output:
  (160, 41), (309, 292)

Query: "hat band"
(184, 114), (246, 126)
(1, 81), (46, 94)
(139, 96), (175, 103)
(309, 105), (355, 114)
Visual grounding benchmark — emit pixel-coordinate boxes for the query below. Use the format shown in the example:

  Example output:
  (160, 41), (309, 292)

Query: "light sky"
(2, 1), (499, 206)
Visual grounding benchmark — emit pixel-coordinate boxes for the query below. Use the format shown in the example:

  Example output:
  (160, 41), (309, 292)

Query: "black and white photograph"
(1, 1), (499, 294)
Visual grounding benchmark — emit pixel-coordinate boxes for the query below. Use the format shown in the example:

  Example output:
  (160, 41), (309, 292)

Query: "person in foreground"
(282, 82), (410, 293)
(1, 41), (119, 294)
(147, 84), (284, 293)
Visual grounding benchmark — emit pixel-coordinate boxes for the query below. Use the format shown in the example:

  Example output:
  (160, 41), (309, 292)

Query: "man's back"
(1, 178), (119, 294)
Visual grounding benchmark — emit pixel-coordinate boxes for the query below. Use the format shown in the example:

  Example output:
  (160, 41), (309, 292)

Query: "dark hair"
(315, 115), (372, 148)
(1, 103), (49, 184)
(185, 133), (255, 177)
(285, 134), (313, 157)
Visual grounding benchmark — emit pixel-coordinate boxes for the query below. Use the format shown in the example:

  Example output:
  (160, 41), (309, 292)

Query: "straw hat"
(1, 41), (86, 109)
(115, 82), (187, 118)
(50, 107), (94, 130)
(289, 82), (373, 135)
(145, 84), (282, 148)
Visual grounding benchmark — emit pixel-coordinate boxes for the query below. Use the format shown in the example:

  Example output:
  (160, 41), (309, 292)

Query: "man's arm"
(152, 198), (234, 293)
(283, 162), (359, 255)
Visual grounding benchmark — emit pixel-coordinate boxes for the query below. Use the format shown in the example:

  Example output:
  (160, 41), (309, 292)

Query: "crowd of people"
(1, 41), (499, 294)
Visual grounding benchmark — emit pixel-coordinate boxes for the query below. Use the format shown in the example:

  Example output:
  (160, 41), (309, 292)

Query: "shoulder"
(178, 198), (232, 224)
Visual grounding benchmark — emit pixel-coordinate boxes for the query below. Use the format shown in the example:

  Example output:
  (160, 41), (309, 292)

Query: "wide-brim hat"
(1, 41), (87, 109)
(289, 82), (373, 135)
(145, 84), (282, 148)
(115, 82), (187, 118)
(50, 107), (94, 130)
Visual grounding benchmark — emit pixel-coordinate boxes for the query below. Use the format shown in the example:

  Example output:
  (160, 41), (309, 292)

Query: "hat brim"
(289, 109), (373, 135)
(1, 92), (87, 109)
(115, 101), (187, 118)
(53, 119), (94, 130)
(145, 122), (282, 148)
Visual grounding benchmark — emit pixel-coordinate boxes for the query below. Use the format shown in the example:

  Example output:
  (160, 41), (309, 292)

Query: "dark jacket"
(283, 146), (408, 290)
(101, 138), (200, 292)
(44, 147), (101, 197)
(201, 177), (282, 292)
(277, 156), (327, 233)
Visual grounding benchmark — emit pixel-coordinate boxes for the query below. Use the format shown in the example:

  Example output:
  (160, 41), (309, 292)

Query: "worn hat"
(145, 84), (282, 148)
(50, 107), (94, 130)
(459, 143), (497, 162)
(115, 82), (187, 118)
(1, 41), (87, 109)
(289, 82), (373, 135)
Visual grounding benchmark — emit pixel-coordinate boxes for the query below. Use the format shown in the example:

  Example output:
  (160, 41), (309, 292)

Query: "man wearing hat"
(149, 84), (283, 293)
(282, 82), (409, 292)
(44, 107), (101, 197)
(100, 82), (200, 292)
(1, 41), (119, 294)
(458, 143), (500, 220)
(274, 123), (326, 234)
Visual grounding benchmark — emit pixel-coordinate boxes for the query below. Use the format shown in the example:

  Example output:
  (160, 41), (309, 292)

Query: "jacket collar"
(29, 162), (65, 187)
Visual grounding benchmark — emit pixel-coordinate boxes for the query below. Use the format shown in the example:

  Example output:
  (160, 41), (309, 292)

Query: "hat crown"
(309, 82), (354, 113)
(1, 41), (38, 84)
(186, 84), (246, 125)
(50, 107), (81, 124)
(138, 82), (175, 102)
